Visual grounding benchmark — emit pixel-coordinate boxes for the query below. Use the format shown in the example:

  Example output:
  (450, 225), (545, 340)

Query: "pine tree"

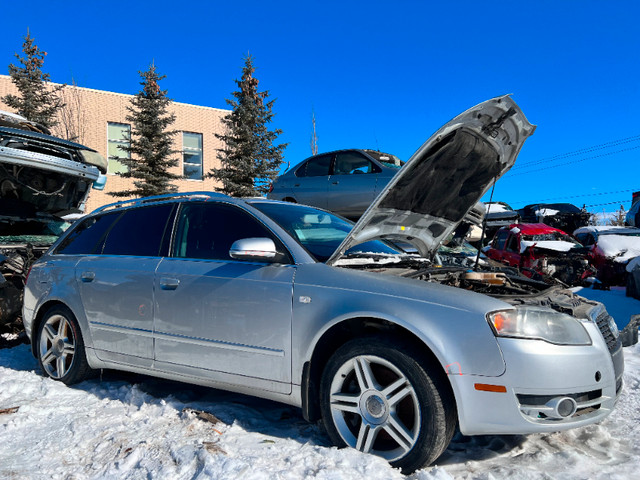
(2, 31), (64, 130)
(110, 63), (179, 198)
(209, 55), (287, 197)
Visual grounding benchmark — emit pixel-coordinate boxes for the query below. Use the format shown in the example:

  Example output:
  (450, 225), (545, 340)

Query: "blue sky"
(2, 0), (639, 214)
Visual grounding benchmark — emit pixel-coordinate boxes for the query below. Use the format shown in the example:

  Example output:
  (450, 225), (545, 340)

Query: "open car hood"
(326, 95), (535, 265)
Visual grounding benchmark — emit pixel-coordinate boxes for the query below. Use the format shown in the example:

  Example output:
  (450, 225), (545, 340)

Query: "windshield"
(0, 216), (71, 245)
(250, 201), (401, 262)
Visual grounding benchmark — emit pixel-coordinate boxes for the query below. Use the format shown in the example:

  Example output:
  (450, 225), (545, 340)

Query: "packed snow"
(519, 240), (577, 253)
(485, 204), (512, 214)
(1, 288), (639, 479)
(535, 208), (560, 217)
(595, 235), (640, 263)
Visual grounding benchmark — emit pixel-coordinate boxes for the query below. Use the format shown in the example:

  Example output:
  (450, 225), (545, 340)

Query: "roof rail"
(92, 191), (227, 214)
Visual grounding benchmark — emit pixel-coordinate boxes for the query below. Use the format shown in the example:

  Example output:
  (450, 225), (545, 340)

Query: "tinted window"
(173, 202), (288, 262)
(493, 230), (509, 250)
(505, 235), (519, 253)
(295, 154), (332, 177)
(101, 204), (174, 256)
(56, 211), (122, 255)
(334, 151), (380, 175)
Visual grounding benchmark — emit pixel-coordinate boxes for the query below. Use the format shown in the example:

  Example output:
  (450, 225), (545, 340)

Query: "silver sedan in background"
(267, 148), (403, 219)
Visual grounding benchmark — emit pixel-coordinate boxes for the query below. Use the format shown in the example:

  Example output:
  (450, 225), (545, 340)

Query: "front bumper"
(450, 321), (623, 436)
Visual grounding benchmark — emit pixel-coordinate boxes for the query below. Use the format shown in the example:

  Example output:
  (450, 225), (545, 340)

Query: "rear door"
(73, 203), (174, 365)
(289, 153), (332, 208)
(153, 201), (296, 394)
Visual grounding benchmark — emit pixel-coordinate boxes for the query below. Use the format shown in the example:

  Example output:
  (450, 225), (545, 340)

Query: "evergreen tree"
(2, 31), (65, 130)
(209, 55), (287, 196)
(110, 63), (179, 198)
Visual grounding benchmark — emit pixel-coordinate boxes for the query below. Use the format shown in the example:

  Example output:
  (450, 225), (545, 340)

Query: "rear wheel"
(37, 305), (92, 385)
(320, 338), (454, 473)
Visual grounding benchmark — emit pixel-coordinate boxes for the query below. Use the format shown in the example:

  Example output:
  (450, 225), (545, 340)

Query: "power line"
(505, 144), (640, 177)
(512, 188), (640, 205)
(584, 200), (632, 208)
(513, 134), (640, 170)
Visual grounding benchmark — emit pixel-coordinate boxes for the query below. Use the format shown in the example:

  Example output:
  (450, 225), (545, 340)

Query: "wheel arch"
(301, 316), (457, 424)
(30, 299), (74, 358)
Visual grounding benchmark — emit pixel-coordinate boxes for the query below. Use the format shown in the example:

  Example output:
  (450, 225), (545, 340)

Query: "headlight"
(487, 306), (591, 345)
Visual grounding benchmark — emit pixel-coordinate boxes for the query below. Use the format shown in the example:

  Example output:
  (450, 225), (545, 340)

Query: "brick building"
(0, 74), (228, 212)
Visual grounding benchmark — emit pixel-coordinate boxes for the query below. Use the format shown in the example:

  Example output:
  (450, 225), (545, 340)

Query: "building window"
(183, 132), (203, 180)
(107, 122), (130, 174)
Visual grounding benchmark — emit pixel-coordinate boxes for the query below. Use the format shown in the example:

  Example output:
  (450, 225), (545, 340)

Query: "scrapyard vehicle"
(574, 225), (640, 286)
(518, 202), (591, 234)
(484, 223), (593, 285)
(267, 148), (404, 220)
(625, 191), (640, 227)
(23, 96), (627, 473)
(483, 201), (520, 241)
(0, 110), (107, 327)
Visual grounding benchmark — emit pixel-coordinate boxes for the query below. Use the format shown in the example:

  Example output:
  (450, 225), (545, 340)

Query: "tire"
(319, 338), (455, 473)
(37, 305), (92, 385)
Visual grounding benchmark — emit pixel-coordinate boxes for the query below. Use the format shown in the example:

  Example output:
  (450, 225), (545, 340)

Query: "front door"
(153, 202), (295, 394)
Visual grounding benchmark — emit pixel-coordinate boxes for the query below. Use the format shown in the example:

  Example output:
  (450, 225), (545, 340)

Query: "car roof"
(502, 223), (567, 235)
(574, 225), (640, 236)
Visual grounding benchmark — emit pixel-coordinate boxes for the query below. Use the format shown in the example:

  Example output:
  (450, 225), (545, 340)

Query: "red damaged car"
(485, 223), (593, 285)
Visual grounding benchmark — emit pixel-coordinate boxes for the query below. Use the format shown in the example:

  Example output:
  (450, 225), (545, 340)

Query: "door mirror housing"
(230, 237), (278, 261)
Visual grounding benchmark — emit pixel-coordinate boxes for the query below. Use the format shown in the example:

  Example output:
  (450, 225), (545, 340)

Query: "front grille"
(595, 309), (621, 353)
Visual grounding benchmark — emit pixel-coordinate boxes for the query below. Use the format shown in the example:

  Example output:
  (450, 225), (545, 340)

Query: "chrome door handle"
(81, 271), (95, 282)
(160, 277), (180, 290)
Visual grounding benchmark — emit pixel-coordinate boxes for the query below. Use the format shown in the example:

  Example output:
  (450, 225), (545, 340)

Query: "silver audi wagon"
(23, 96), (624, 473)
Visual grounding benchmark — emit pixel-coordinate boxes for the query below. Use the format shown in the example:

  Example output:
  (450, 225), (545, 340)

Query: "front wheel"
(37, 305), (92, 385)
(320, 338), (454, 473)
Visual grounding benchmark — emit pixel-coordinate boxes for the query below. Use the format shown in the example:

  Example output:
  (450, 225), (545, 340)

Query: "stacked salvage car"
(0, 111), (107, 328)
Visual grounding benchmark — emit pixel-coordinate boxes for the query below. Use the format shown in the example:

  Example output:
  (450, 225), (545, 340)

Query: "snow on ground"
(1, 289), (639, 479)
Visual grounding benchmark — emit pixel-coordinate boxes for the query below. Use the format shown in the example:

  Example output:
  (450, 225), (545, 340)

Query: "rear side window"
(295, 154), (332, 177)
(102, 204), (174, 256)
(56, 212), (122, 255)
(55, 204), (174, 256)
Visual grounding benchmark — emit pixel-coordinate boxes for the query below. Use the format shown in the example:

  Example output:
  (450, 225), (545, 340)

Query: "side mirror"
(229, 237), (278, 261)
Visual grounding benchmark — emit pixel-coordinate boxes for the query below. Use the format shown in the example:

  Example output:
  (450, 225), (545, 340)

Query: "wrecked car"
(267, 148), (404, 220)
(626, 256), (640, 300)
(483, 201), (520, 242)
(0, 110), (106, 327)
(625, 191), (640, 227)
(574, 226), (640, 286)
(23, 96), (626, 473)
(484, 223), (593, 285)
(518, 203), (591, 234)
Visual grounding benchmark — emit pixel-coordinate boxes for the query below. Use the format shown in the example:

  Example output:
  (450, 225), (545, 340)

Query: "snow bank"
(1, 289), (639, 479)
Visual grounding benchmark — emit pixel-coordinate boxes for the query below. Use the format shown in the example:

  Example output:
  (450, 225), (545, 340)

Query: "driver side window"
(173, 203), (290, 262)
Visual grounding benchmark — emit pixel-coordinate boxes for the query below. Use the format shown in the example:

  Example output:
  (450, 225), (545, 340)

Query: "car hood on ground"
(326, 95), (535, 265)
